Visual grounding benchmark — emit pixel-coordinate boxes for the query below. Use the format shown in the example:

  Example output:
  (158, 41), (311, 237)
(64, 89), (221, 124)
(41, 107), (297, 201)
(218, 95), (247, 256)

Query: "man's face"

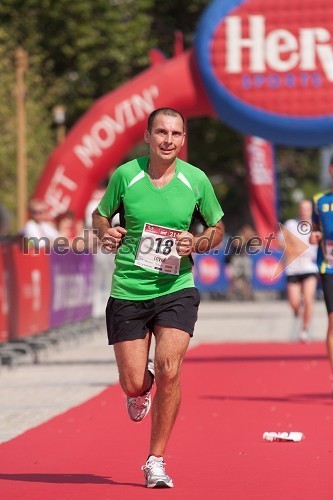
(30, 204), (47, 222)
(298, 200), (312, 221)
(144, 113), (185, 164)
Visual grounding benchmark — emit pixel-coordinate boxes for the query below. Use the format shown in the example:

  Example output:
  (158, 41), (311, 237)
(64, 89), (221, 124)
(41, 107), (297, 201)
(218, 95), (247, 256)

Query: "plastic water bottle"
(263, 431), (303, 442)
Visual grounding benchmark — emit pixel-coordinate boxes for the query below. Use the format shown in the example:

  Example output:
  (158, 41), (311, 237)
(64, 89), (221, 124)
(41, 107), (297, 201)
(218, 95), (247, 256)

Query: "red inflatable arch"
(34, 49), (214, 219)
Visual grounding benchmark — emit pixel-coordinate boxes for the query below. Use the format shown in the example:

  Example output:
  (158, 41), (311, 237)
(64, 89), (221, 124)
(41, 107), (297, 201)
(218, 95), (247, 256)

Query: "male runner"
(92, 107), (224, 487)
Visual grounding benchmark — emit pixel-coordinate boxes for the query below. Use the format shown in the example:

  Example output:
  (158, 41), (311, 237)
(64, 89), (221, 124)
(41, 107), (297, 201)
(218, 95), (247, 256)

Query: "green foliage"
(0, 28), (54, 231)
(0, 0), (154, 123)
(0, 0), (154, 231)
(148, 0), (211, 51)
(0, 30), (16, 224)
(276, 148), (320, 222)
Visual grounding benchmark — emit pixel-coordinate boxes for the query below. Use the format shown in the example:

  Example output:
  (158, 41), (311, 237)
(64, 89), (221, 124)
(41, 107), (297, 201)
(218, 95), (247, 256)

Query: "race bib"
(325, 240), (333, 266)
(134, 223), (182, 275)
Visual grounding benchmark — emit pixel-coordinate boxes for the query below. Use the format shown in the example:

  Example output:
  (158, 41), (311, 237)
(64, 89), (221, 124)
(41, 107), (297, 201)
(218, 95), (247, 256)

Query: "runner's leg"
(114, 333), (153, 397)
(287, 282), (302, 318)
(301, 276), (317, 330)
(326, 312), (333, 372)
(149, 326), (190, 456)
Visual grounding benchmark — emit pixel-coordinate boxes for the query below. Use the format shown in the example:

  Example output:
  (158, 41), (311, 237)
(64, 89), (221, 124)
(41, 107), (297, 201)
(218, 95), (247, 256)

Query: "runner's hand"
(101, 226), (127, 253)
(309, 231), (322, 244)
(176, 231), (194, 256)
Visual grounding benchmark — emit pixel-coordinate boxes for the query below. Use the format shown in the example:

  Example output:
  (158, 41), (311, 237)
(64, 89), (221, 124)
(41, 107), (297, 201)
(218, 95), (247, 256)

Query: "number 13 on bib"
(134, 223), (182, 275)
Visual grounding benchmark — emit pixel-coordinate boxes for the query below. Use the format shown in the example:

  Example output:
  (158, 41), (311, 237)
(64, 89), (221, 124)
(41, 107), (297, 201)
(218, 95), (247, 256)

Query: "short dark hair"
(147, 108), (185, 133)
(329, 155), (333, 166)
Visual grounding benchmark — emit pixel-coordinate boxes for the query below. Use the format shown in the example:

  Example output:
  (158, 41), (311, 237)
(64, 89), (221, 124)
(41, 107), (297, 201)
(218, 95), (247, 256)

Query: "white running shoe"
(299, 329), (310, 343)
(126, 360), (155, 422)
(147, 359), (155, 379)
(142, 455), (174, 488)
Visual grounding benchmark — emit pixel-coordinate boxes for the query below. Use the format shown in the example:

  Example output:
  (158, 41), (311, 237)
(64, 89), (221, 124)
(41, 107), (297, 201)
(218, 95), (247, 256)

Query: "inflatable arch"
(35, 0), (333, 238)
(34, 49), (215, 219)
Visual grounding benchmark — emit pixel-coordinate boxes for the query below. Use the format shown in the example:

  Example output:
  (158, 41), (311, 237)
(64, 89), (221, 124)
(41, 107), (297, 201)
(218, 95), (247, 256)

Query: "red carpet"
(1, 342), (333, 499)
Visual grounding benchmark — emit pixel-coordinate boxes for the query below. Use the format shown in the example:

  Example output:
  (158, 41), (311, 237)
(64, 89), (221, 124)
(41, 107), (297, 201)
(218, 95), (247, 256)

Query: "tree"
(0, 0), (155, 230)
(0, 28), (54, 230)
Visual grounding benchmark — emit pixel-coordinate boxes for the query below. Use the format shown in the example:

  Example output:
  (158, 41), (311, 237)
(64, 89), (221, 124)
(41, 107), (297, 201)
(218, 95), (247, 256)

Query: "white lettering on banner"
(247, 138), (272, 185)
(257, 258), (277, 283)
(53, 272), (93, 311)
(45, 165), (78, 216)
(0, 273), (8, 315)
(31, 269), (41, 311)
(21, 269), (41, 310)
(226, 16), (333, 81)
(74, 86), (160, 168)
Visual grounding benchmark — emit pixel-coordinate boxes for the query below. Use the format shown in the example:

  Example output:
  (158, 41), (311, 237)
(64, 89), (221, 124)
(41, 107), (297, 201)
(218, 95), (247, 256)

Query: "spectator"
(55, 210), (89, 252)
(55, 210), (76, 241)
(23, 199), (58, 249)
(229, 224), (255, 300)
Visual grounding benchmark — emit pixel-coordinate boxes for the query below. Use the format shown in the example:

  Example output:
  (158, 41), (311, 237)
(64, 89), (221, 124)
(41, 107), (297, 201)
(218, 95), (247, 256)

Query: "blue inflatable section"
(195, 0), (333, 147)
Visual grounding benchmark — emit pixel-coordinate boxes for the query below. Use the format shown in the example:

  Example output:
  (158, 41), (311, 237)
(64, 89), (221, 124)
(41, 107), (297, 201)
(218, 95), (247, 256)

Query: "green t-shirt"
(98, 156), (224, 300)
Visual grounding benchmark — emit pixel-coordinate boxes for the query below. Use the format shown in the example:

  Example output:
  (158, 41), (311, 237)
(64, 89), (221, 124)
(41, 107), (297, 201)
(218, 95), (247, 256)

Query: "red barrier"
(0, 244), (9, 342)
(244, 136), (279, 244)
(3, 243), (51, 339)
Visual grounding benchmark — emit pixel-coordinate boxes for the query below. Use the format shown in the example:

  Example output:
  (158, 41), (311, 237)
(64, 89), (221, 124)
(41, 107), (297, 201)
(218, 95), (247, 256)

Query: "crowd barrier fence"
(0, 242), (286, 358)
(0, 242), (115, 365)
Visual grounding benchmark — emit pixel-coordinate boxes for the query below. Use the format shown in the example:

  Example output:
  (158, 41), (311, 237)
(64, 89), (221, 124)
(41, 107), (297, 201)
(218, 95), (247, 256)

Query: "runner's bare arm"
(176, 220), (224, 256)
(193, 220), (224, 253)
(309, 222), (322, 244)
(92, 209), (127, 253)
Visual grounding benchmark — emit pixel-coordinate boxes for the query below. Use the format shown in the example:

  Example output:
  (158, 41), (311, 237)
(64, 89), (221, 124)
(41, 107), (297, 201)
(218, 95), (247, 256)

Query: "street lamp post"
(15, 47), (29, 231)
(53, 105), (66, 144)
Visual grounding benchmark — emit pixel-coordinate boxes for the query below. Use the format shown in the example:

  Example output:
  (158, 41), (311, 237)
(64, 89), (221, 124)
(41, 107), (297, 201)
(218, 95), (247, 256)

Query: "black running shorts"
(320, 274), (333, 313)
(286, 273), (317, 284)
(106, 287), (200, 345)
